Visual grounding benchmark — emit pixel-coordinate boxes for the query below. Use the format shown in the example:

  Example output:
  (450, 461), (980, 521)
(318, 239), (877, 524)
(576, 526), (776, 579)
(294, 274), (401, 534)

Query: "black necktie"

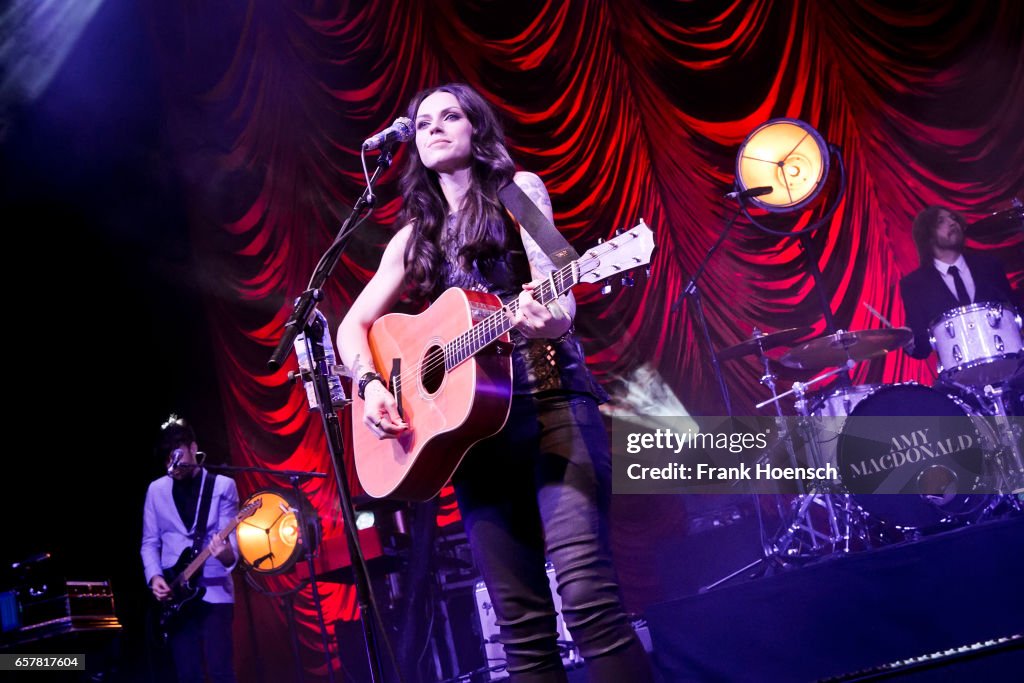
(947, 265), (971, 306)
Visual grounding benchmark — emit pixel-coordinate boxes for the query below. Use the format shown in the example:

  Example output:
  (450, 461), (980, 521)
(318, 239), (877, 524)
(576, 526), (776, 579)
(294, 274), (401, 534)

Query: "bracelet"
(357, 372), (385, 400)
(549, 324), (574, 344)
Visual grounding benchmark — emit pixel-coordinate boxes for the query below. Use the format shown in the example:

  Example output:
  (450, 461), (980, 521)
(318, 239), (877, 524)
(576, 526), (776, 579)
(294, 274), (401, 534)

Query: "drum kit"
(719, 287), (1023, 562)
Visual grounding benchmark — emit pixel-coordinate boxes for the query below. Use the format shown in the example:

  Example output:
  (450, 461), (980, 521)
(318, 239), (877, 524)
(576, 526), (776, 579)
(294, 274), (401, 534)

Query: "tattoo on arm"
(521, 229), (557, 276)
(519, 173), (553, 215)
(349, 354), (376, 380)
(515, 173), (556, 276)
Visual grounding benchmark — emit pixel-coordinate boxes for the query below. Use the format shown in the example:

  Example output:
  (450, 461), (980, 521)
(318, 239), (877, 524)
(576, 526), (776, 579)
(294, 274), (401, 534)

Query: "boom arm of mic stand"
(267, 147), (393, 372)
(202, 463), (328, 479)
(670, 205), (744, 416)
(670, 204), (743, 313)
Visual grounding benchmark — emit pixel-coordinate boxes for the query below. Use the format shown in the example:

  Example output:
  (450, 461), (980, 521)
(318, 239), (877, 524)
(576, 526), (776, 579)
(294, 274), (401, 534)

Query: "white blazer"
(141, 469), (240, 604)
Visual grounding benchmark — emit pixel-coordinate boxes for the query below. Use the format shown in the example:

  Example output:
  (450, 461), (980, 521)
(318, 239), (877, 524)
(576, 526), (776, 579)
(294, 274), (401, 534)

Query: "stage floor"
(644, 514), (1024, 682)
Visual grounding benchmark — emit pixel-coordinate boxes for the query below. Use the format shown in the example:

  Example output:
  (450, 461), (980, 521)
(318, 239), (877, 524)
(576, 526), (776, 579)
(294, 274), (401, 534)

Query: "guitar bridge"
(390, 358), (404, 420)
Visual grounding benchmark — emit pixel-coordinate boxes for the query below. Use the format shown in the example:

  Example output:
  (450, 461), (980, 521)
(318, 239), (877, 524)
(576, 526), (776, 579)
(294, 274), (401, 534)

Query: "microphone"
(362, 117), (414, 151)
(725, 186), (773, 200)
(253, 552), (274, 569)
(167, 448), (187, 475)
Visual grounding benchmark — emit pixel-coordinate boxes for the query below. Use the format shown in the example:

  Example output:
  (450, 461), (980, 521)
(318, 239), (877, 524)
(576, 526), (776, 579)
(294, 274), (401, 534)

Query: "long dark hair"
(912, 206), (967, 265)
(398, 84), (516, 301)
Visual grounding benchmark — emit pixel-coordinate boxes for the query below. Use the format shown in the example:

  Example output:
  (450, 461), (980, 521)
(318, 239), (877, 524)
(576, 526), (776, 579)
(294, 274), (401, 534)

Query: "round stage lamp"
(237, 489), (319, 575)
(735, 118), (830, 212)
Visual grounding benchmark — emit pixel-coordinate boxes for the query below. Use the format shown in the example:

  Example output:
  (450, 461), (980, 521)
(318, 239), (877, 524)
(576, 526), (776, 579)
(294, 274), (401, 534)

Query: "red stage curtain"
(145, 1), (1023, 678)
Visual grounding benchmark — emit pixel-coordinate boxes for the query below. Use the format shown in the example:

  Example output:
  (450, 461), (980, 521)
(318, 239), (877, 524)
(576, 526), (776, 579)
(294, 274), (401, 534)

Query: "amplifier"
(18, 580), (120, 635)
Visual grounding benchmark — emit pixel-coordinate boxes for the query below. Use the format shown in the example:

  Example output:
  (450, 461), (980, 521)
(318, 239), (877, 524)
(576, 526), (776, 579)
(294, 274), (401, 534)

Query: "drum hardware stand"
(980, 383), (1024, 493)
(756, 361), (877, 561)
(755, 337), (808, 544)
(751, 329), (809, 492)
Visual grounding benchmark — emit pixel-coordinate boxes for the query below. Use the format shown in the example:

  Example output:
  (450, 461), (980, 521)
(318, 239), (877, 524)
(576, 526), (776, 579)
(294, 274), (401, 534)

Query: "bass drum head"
(836, 384), (994, 531)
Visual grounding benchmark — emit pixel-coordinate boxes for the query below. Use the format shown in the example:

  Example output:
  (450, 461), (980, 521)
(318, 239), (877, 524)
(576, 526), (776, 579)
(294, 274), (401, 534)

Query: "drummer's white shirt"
(933, 254), (976, 304)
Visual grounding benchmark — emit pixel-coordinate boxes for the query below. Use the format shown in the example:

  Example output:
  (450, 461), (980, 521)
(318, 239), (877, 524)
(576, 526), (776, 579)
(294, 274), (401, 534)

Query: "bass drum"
(835, 384), (996, 531)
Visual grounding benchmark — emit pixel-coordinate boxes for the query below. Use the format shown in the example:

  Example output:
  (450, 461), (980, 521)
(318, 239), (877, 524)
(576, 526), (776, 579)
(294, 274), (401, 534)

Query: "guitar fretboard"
(172, 505), (256, 588)
(444, 261), (579, 369)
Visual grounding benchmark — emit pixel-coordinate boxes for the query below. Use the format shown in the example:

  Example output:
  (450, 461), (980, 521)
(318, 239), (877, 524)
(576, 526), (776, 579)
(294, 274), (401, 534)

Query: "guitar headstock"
(577, 220), (655, 284)
(238, 497), (262, 521)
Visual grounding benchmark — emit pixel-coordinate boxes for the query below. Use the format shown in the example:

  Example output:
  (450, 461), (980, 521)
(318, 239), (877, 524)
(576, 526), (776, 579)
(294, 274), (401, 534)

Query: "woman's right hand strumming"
(363, 378), (408, 438)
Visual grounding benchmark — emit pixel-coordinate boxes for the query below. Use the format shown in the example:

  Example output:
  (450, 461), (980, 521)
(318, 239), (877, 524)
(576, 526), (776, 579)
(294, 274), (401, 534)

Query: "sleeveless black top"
(438, 213), (608, 401)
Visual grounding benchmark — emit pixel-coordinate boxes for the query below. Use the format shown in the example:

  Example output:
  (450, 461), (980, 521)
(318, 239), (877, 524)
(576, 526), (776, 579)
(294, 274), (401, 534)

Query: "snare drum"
(929, 302), (1023, 387)
(834, 384), (996, 531)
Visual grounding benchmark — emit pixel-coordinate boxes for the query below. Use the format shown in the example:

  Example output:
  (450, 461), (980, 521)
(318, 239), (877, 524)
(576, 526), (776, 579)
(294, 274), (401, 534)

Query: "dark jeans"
(168, 601), (236, 683)
(453, 394), (653, 683)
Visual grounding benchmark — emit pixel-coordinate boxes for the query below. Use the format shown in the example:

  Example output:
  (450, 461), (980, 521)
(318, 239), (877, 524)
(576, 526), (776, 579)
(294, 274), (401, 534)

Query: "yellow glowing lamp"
(237, 489), (319, 575)
(736, 118), (830, 212)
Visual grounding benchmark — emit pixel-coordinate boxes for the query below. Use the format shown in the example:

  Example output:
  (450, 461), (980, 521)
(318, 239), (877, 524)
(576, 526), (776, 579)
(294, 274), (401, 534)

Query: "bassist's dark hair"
(156, 414), (196, 461)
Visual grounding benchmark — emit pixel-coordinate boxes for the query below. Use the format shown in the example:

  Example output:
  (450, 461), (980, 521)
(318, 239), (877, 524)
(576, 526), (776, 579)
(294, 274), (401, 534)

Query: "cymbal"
(719, 327), (814, 361)
(971, 205), (1023, 233)
(780, 327), (913, 369)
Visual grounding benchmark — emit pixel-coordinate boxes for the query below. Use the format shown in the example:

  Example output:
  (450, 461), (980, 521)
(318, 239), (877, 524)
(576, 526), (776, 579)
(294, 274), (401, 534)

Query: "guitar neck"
(444, 260), (581, 369)
(172, 521), (239, 588)
(436, 221), (653, 374)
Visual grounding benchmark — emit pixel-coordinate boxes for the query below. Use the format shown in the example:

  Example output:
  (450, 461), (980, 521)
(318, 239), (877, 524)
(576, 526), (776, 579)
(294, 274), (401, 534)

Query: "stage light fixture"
(735, 118), (830, 213)
(237, 489), (319, 575)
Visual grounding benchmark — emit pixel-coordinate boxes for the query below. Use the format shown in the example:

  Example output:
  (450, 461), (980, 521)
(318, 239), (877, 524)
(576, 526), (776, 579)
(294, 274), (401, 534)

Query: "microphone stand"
(670, 203), (744, 416)
(741, 146), (852, 391)
(266, 144), (401, 683)
(206, 463), (335, 683)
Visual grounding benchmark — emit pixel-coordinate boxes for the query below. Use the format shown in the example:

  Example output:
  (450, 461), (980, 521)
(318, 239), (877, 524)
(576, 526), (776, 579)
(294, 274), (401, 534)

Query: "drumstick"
(862, 301), (893, 328)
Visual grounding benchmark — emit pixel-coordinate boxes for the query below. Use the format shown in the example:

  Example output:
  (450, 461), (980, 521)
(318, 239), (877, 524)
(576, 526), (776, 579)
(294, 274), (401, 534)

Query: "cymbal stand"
(981, 383), (1024, 494)
(756, 362), (874, 561)
(753, 333), (806, 527)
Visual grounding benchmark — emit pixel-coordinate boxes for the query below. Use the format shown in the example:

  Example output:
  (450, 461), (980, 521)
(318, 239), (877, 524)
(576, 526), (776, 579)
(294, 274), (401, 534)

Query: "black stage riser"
(644, 517), (1024, 682)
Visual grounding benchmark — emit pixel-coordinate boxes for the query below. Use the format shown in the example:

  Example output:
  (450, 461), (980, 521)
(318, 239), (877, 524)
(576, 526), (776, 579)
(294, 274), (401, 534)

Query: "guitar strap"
(498, 181), (579, 268)
(189, 471), (217, 555)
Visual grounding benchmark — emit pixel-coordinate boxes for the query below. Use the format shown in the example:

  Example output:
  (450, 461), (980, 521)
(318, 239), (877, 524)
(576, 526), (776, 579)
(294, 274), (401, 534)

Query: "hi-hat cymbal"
(780, 327), (913, 369)
(719, 326), (814, 361)
(971, 205), (1023, 233)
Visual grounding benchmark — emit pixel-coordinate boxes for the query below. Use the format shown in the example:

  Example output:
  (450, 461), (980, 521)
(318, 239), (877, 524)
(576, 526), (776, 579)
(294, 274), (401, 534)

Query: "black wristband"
(549, 324), (574, 344)
(357, 372), (385, 400)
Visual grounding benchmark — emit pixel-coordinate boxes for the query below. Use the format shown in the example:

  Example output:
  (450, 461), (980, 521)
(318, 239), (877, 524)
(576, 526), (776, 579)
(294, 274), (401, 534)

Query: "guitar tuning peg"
(596, 238), (605, 244)
(614, 228), (623, 236)
(621, 273), (635, 287)
(644, 267), (651, 277)
(601, 281), (613, 295)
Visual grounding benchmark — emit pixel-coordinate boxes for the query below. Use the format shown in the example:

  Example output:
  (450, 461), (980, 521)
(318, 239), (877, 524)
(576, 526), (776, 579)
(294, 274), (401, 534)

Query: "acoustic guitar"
(353, 221), (655, 500)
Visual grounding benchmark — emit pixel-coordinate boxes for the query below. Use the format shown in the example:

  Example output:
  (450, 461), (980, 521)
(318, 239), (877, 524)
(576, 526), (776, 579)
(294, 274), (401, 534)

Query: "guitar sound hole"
(421, 345), (446, 394)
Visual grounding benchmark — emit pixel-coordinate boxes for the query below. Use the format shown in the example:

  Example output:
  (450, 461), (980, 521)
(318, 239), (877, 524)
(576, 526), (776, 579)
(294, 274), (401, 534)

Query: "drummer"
(899, 206), (1019, 361)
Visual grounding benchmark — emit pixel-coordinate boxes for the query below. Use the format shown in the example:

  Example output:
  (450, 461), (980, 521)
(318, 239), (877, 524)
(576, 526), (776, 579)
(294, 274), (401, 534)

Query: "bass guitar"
(157, 497), (261, 641)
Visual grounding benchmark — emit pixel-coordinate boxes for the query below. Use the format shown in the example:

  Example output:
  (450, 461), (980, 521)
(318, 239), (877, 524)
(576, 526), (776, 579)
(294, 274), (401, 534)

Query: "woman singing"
(338, 83), (653, 682)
